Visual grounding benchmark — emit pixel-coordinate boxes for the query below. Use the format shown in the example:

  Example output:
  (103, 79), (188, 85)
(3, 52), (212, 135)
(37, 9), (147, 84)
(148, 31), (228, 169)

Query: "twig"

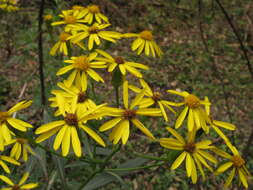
(13, 82), (27, 118)
(38, 0), (46, 105)
(198, 0), (234, 143)
(214, 0), (253, 80)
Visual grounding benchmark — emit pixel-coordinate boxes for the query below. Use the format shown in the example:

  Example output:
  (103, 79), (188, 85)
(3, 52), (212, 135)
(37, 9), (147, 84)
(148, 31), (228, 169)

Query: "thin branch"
(214, 0), (253, 80)
(38, 0), (46, 105)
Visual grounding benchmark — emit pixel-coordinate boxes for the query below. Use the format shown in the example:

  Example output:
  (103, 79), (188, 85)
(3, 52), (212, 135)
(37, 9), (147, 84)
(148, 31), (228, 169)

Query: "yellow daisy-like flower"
(213, 143), (250, 188)
(68, 23), (121, 50)
(51, 10), (86, 26)
(56, 52), (106, 87)
(5, 138), (35, 162)
(95, 49), (149, 78)
(204, 97), (236, 142)
(82, 4), (109, 24)
(167, 90), (211, 133)
(50, 32), (71, 56)
(160, 127), (217, 183)
(0, 155), (20, 173)
(123, 30), (163, 57)
(129, 79), (175, 121)
(0, 0), (19, 12)
(35, 102), (106, 157)
(0, 172), (38, 190)
(43, 14), (53, 21)
(99, 80), (161, 144)
(0, 100), (33, 151)
(49, 80), (97, 116)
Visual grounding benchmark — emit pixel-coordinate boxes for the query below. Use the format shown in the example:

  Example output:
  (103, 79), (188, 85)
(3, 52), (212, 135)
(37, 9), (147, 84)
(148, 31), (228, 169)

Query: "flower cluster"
(0, 0), (19, 12)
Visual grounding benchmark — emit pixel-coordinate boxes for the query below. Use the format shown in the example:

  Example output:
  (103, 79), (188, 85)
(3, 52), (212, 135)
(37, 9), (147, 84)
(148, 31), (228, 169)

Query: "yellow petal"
(190, 157), (197, 184)
(224, 168), (235, 187)
(213, 120), (236, 130)
(171, 151), (187, 170)
(71, 127), (81, 157)
(6, 118), (27, 131)
(123, 80), (129, 109)
(238, 168), (248, 188)
(131, 119), (155, 140)
(166, 127), (185, 144)
(99, 118), (122, 132)
(56, 65), (74, 76)
(0, 175), (14, 186)
(0, 160), (10, 173)
(80, 125), (105, 147)
(18, 172), (29, 185)
(186, 153), (193, 177)
(35, 121), (65, 134)
(175, 106), (188, 128)
(20, 183), (39, 189)
(53, 125), (67, 151)
(216, 162), (233, 173)
(187, 109), (194, 131)
(121, 120), (130, 144)
(62, 127), (71, 156)
(35, 127), (61, 143)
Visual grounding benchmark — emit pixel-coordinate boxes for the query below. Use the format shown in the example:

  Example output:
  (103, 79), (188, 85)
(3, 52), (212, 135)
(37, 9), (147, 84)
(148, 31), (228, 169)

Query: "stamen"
(78, 92), (87, 103)
(88, 26), (99, 34)
(114, 56), (125, 64)
(0, 111), (9, 122)
(123, 109), (136, 120)
(73, 56), (90, 70)
(139, 30), (153, 41)
(16, 138), (28, 144)
(152, 92), (162, 102)
(184, 94), (201, 108)
(184, 142), (196, 153)
(59, 32), (71, 42)
(64, 15), (76, 24)
(232, 155), (245, 168)
(64, 113), (78, 127)
(88, 5), (100, 13)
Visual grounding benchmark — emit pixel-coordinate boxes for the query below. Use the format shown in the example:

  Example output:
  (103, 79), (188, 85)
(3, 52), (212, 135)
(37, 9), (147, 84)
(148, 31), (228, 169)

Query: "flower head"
(0, 100), (33, 151)
(51, 10), (86, 26)
(99, 80), (161, 144)
(167, 90), (210, 133)
(68, 23), (121, 50)
(35, 102), (106, 157)
(123, 30), (163, 57)
(213, 143), (250, 188)
(129, 79), (175, 121)
(83, 4), (109, 24)
(160, 127), (217, 183)
(44, 14), (53, 21)
(0, 172), (38, 190)
(56, 52), (106, 87)
(0, 0), (19, 12)
(95, 49), (149, 78)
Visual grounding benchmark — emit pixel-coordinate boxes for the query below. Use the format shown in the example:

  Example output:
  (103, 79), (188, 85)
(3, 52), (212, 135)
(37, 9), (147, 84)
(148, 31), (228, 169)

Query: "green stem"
(106, 161), (164, 172)
(78, 144), (121, 190)
(115, 86), (119, 107)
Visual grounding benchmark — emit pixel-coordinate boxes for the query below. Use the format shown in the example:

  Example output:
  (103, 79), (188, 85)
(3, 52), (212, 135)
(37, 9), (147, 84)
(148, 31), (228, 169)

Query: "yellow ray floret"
(95, 49), (149, 78)
(51, 10), (86, 26)
(0, 172), (38, 190)
(56, 52), (106, 87)
(123, 30), (163, 57)
(160, 127), (217, 183)
(0, 155), (20, 174)
(99, 80), (162, 144)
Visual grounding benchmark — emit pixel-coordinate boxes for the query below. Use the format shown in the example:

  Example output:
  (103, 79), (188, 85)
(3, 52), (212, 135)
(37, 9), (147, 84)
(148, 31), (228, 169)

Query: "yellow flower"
(129, 79), (175, 121)
(213, 143), (250, 188)
(0, 155), (20, 173)
(35, 102), (106, 157)
(0, 100), (33, 151)
(204, 97), (236, 142)
(0, 0), (19, 12)
(82, 4), (109, 24)
(95, 49), (149, 78)
(160, 127), (217, 183)
(43, 14), (53, 21)
(49, 80), (97, 116)
(99, 80), (161, 144)
(167, 90), (210, 133)
(51, 10), (86, 26)
(5, 138), (35, 162)
(0, 172), (38, 190)
(68, 23), (121, 50)
(123, 30), (163, 57)
(56, 52), (106, 87)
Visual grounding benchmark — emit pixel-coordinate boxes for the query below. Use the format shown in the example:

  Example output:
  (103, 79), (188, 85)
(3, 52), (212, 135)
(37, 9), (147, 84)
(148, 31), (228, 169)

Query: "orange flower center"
(78, 92), (87, 103)
(123, 109), (136, 120)
(139, 30), (153, 41)
(184, 142), (196, 153)
(152, 92), (161, 102)
(44, 14), (53, 21)
(88, 5), (100, 13)
(184, 94), (201, 109)
(64, 113), (78, 127)
(0, 111), (9, 122)
(59, 32), (71, 42)
(88, 26), (99, 34)
(64, 15), (76, 24)
(72, 5), (85, 11)
(16, 138), (27, 144)
(231, 155), (245, 168)
(114, 56), (125, 64)
(73, 56), (90, 70)
(12, 185), (20, 190)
